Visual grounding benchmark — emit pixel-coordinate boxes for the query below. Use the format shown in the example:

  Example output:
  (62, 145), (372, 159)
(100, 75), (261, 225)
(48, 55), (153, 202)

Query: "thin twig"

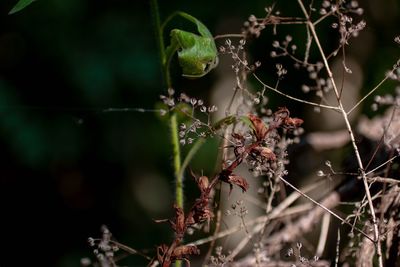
(313, 10), (335, 26)
(347, 67), (397, 115)
(252, 73), (341, 111)
(368, 176), (400, 184)
(112, 241), (153, 261)
(364, 108), (397, 171)
(365, 154), (400, 176)
(334, 228), (340, 267)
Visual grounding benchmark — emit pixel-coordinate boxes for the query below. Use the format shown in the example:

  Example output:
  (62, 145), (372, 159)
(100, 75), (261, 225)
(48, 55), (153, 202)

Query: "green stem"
(151, 0), (183, 210)
(151, 2), (183, 265)
(150, 0), (170, 87)
(170, 113), (183, 208)
(171, 112), (183, 267)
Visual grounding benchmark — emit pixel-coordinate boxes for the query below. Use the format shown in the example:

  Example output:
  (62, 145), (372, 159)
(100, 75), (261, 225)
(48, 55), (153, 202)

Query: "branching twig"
(296, 1), (383, 266)
(252, 73), (341, 111)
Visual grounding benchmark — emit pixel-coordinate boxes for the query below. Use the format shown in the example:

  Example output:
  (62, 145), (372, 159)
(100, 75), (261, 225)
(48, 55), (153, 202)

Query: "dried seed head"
(198, 176), (209, 191)
(168, 88), (175, 96)
(286, 248), (294, 257)
(395, 36), (400, 45)
(88, 237), (95, 247)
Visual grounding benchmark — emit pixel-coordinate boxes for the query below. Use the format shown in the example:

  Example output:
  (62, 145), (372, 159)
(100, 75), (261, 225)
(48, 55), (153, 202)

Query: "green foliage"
(165, 12), (218, 78)
(9, 0), (36, 14)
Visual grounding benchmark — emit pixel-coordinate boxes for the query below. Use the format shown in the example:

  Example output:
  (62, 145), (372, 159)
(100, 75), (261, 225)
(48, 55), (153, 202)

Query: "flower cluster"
(209, 246), (231, 266)
(160, 89), (219, 145)
(84, 226), (119, 267)
(243, 14), (266, 38)
(219, 38), (261, 75)
(301, 63), (334, 101)
(270, 35), (297, 59)
(225, 200), (248, 218)
(285, 242), (321, 267)
(336, 15), (366, 49)
(242, 6), (286, 38)
(319, 0), (363, 17)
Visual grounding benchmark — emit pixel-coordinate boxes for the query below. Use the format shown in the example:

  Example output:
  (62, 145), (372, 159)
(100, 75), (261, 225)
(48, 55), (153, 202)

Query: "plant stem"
(151, 0), (165, 70)
(151, 0), (172, 88)
(151, 1), (184, 266)
(170, 113), (183, 209)
(151, 0), (183, 209)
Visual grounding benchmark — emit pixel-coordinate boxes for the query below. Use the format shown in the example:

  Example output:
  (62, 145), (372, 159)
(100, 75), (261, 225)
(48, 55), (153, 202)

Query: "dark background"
(0, 0), (399, 266)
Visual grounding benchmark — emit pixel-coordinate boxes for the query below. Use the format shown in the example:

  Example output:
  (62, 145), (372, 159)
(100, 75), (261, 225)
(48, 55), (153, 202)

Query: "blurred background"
(0, 0), (399, 266)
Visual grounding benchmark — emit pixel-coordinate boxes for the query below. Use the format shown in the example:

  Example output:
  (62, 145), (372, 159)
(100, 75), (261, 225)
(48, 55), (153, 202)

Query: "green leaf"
(176, 12), (213, 39)
(164, 12), (218, 78)
(9, 0), (36, 14)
